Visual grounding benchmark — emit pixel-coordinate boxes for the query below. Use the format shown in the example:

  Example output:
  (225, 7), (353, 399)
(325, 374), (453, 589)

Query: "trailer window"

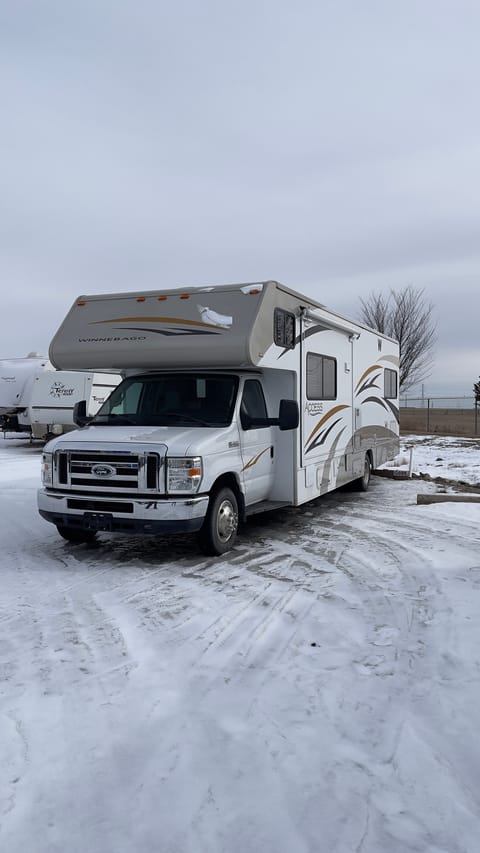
(384, 368), (398, 399)
(274, 308), (296, 349)
(306, 353), (337, 400)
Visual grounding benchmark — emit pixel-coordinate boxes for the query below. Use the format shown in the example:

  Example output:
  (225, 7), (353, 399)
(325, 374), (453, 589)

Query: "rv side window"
(306, 353), (337, 400)
(240, 380), (268, 429)
(274, 308), (296, 349)
(384, 368), (398, 399)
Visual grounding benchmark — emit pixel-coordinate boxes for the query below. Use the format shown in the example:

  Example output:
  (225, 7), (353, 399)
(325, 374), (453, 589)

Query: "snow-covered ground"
(1, 434), (480, 853)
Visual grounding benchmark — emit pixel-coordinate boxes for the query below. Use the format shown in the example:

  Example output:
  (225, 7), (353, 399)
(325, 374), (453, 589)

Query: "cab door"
(239, 378), (275, 505)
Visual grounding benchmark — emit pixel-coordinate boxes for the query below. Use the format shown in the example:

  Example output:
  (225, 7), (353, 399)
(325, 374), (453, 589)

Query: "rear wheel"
(56, 525), (97, 543)
(198, 487), (239, 556)
(355, 454), (372, 491)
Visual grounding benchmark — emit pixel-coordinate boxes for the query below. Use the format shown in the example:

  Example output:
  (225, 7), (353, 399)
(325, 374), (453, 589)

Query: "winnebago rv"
(0, 354), (119, 440)
(37, 281), (400, 554)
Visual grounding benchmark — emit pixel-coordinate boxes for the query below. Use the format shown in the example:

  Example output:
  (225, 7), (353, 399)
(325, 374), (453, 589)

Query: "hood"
(44, 423), (237, 457)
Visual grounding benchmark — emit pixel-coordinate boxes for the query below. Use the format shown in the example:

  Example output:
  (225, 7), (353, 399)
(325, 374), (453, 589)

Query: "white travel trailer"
(37, 281), (400, 554)
(0, 354), (119, 440)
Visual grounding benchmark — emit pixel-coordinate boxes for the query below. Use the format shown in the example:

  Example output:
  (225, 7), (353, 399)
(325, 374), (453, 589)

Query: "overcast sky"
(2, 0), (479, 396)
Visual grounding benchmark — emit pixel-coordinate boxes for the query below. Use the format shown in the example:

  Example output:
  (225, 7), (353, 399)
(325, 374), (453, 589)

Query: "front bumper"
(37, 488), (209, 535)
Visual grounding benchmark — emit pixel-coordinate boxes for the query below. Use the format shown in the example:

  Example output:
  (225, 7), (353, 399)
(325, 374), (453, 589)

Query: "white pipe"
(408, 447), (414, 478)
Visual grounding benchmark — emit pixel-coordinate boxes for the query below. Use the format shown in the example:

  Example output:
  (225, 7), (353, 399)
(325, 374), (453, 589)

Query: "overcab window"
(274, 308), (296, 349)
(306, 353), (337, 400)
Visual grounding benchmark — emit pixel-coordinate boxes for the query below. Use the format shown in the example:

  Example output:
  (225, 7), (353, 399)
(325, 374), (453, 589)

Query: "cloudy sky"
(2, 0), (479, 396)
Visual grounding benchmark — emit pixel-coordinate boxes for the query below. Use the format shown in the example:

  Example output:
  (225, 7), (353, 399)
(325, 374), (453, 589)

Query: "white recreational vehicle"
(0, 354), (119, 440)
(37, 281), (400, 554)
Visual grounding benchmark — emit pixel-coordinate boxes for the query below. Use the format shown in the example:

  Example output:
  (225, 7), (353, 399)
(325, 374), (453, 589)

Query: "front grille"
(67, 499), (134, 513)
(55, 450), (162, 493)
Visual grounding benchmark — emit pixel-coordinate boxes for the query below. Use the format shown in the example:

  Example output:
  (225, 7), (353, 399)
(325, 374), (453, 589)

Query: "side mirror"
(240, 399), (299, 431)
(278, 399), (299, 431)
(73, 400), (91, 427)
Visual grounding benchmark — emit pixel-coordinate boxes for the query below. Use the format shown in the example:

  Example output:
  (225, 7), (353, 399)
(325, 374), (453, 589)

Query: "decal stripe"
(305, 418), (343, 454)
(383, 398), (400, 422)
(377, 354), (400, 367)
(109, 326), (220, 337)
(362, 397), (400, 423)
(305, 404), (349, 446)
(241, 447), (270, 471)
(355, 364), (383, 392)
(356, 372), (381, 395)
(363, 395), (389, 411)
(318, 428), (347, 492)
(92, 316), (224, 330)
(277, 323), (329, 359)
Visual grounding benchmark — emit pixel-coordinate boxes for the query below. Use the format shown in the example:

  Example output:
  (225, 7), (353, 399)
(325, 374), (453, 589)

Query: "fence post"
(427, 398), (430, 431)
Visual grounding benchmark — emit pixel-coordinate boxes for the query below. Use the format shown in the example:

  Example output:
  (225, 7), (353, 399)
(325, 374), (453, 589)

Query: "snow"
(381, 434), (480, 488)
(1, 433), (480, 852)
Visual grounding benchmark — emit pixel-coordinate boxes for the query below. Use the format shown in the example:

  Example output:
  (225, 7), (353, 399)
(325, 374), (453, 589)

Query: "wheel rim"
(216, 498), (238, 543)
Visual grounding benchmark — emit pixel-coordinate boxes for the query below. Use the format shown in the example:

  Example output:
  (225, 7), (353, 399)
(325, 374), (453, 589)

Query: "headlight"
(166, 457), (202, 493)
(41, 452), (53, 486)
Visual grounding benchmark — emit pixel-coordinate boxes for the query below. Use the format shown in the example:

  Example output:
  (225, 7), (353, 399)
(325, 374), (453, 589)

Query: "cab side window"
(240, 379), (268, 430)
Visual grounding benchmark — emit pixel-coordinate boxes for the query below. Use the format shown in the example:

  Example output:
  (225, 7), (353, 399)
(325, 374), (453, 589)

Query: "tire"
(56, 525), (97, 544)
(198, 487), (239, 556)
(355, 454), (372, 492)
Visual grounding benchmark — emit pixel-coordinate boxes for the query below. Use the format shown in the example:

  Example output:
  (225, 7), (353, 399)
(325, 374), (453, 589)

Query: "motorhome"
(37, 281), (400, 554)
(0, 354), (119, 440)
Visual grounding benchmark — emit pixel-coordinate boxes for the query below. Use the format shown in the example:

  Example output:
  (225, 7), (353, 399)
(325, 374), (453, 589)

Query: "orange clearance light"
(248, 288), (261, 295)
(77, 300), (86, 306)
(136, 296), (146, 302)
(158, 295), (167, 301)
(180, 293), (190, 299)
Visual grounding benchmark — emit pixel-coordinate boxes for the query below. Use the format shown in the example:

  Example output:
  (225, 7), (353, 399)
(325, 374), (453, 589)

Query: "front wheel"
(355, 454), (372, 492)
(198, 487), (239, 556)
(56, 525), (97, 543)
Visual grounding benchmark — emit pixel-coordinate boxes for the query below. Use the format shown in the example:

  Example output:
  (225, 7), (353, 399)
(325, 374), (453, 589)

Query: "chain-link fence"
(399, 396), (479, 436)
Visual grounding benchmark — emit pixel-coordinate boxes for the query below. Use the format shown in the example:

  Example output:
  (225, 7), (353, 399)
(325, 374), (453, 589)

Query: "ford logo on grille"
(92, 464), (116, 477)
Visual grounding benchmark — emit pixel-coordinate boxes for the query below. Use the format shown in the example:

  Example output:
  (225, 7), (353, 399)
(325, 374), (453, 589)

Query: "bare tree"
(473, 377), (480, 403)
(359, 286), (437, 392)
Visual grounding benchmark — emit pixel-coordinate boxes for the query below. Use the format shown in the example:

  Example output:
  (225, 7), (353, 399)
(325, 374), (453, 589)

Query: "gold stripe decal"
(305, 404), (349, 446)
(241, 447), (270, 472)
(91, 316), (223, 330)
(355, 364), (382, 392)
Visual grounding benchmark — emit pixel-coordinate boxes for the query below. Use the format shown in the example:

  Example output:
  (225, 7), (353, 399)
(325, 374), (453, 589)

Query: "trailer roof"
(49, 280), (397, 372)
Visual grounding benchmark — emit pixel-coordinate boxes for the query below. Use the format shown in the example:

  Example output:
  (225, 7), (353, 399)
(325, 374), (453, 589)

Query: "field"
(400, 406), (479, 437)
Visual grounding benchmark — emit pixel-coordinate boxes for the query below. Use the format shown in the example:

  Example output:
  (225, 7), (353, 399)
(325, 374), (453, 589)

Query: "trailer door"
(301, 332), (354, 491)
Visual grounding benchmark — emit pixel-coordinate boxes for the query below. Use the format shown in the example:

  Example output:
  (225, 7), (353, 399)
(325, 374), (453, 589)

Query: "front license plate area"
(83, 512), (113, 532)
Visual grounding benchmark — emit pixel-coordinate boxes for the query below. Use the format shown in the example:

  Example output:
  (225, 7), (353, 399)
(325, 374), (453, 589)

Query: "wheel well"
(209, 473), (245, 520)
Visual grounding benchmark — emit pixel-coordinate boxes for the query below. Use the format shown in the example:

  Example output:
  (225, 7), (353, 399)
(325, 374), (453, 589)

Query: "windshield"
(92, 373), (239, 427)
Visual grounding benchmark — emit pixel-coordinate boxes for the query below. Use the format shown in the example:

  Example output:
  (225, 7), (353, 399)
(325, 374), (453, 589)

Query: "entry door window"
(306, 353), (337, 400)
